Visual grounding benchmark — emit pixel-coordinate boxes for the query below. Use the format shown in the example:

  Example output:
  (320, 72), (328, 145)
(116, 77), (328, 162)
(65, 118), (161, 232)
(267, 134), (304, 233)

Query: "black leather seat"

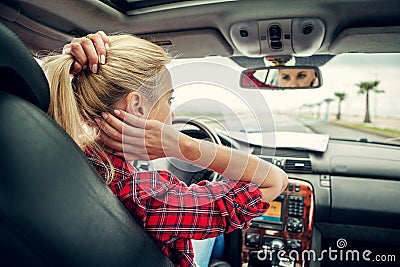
(0, 22), (174, 267)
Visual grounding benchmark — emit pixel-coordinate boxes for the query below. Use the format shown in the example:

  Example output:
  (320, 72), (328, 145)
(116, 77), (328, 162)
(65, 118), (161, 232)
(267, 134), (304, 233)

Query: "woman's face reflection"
(278, 69), (317, 87)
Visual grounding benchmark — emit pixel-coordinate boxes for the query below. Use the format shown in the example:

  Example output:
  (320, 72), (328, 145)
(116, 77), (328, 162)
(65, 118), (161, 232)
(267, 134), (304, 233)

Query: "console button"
(269, 24), (282, 40)
(286, 239), (302, 252)
(270, 40), (282, 50)
(286, 217), (303, 233)
(288, 183), (294, 191)
(240, 29), (249, 37)
(295, 184), (301, 192)
(245, 232), (261, 248)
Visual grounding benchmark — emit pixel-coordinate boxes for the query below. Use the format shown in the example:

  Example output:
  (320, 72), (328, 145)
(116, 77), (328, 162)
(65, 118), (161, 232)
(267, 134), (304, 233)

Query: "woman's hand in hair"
(95, 110), (182, 161)
(63, 31), (110, 74)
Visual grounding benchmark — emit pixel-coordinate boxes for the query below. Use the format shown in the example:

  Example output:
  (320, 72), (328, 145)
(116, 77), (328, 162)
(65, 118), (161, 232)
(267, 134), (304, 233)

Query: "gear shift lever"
(270, 239), (285, 267)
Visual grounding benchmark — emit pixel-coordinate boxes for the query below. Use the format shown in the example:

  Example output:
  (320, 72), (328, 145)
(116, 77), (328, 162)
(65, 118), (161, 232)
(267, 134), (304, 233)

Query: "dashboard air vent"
(284, 159), (312, 173)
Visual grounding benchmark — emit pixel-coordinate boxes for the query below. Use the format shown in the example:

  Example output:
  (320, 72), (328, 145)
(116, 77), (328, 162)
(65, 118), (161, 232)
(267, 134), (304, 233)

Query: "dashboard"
(220, 135), (400, 267)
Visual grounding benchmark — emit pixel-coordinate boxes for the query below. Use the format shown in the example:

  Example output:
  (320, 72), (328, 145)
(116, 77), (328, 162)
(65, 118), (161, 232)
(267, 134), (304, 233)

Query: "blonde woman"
(45, 33), (288, 267)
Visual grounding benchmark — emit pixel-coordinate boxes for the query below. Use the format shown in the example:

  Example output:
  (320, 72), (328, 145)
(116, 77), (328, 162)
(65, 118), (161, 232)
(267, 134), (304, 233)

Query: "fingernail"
(92, 64), (98, 73)
(63, 47), (71, 54)
(105, 43), (110, 50)
(100, 55), (106, 65)
(101, 112), (108, 120)
(114, 110), (120, 116)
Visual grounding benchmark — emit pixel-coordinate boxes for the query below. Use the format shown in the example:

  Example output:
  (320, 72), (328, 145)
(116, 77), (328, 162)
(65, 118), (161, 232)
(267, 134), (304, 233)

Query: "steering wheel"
(165, 117), (222, 185)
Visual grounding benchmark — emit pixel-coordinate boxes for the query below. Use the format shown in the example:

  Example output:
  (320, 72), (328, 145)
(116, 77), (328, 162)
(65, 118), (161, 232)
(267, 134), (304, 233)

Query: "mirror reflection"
(240, 66), (322, 89)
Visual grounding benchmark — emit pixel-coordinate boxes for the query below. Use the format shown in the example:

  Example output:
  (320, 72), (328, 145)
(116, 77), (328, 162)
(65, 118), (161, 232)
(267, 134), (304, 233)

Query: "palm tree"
(323, 98), (333, 121)
(356, 81), (384, 123)
(316, 102), (322, 119)
(334, 92), (346, 120)
(302, 104), (313, 119)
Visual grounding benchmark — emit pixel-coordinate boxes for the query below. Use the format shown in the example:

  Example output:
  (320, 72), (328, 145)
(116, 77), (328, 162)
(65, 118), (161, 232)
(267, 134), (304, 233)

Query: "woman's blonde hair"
(42, 34), (170, 183)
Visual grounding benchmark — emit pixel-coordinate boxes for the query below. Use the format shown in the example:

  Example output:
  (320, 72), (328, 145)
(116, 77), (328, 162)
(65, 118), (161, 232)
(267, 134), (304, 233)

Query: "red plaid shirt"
(85, 149), (269, 267)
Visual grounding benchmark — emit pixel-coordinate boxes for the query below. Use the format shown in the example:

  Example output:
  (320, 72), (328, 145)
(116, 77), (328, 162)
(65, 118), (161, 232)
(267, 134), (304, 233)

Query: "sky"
(168, 54), (400, 119)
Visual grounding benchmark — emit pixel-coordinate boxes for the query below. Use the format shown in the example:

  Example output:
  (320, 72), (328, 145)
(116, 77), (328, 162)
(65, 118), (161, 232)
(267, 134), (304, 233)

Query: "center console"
(242, 178), (314, 267)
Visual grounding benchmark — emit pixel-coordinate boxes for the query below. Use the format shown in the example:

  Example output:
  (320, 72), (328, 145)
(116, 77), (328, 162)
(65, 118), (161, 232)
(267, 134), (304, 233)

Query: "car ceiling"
(1, 0), (400, 58)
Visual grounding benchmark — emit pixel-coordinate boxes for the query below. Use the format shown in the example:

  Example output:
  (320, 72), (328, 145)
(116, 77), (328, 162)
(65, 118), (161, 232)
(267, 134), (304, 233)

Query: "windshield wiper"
(330, 137), (400, 147)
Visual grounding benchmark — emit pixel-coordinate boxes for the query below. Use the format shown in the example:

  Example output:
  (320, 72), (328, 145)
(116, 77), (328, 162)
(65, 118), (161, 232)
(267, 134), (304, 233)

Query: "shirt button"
(234, 202), (239, 208)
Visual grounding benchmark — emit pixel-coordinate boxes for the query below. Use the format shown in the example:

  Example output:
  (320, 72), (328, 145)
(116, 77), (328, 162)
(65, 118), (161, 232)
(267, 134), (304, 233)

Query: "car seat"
(0, 22), (174, 267)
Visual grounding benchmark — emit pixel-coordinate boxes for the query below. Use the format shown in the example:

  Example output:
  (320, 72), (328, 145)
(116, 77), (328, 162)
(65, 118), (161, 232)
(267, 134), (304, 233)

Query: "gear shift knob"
(271, 239), (285, 250)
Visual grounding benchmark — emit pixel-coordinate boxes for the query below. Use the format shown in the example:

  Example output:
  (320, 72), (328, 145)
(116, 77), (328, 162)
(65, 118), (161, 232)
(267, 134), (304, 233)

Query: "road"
(276, 114), (400, 145)
(206, 113), (312, 133)
(305, 121), (399, 144)
(191, 112), (400, 145)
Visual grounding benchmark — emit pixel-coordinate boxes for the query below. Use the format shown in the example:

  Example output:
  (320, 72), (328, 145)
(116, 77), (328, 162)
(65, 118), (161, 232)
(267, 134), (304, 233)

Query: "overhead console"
(242, 178), (314, 267)
(230, 18), (325, 57)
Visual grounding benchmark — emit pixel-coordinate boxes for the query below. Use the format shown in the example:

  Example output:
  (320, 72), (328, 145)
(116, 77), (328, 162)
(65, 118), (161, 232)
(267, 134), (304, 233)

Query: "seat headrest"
(0, 22), (49, 112)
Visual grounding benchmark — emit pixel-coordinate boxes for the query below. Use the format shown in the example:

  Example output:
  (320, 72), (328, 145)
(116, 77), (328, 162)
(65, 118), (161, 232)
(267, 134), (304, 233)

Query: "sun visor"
(140, 29), (233, 58)
(0, 3), (72, 54)
(330, 26), (400, 54)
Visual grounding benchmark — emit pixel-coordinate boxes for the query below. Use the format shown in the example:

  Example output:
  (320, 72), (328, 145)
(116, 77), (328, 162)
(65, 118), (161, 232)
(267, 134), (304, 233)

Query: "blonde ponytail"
(43, 55), (84, 144)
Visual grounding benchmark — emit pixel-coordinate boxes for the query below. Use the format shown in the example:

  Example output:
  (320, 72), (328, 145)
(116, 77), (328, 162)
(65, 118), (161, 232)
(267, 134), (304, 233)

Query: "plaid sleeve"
(133, 170), (269, 240)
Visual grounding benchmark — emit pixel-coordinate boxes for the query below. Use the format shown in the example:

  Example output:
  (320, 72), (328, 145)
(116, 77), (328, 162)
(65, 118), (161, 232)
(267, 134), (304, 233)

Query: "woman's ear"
(125, 92), (145, 117)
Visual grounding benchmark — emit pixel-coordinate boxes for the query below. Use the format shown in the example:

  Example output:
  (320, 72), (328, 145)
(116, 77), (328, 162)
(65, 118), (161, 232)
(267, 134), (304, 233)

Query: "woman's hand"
(63, 31), (110, 74)
(96, 110), (184, 161)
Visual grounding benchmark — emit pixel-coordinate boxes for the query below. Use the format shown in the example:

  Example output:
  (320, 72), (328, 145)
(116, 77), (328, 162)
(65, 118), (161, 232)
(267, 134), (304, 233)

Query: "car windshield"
(169, 53), (400, 146)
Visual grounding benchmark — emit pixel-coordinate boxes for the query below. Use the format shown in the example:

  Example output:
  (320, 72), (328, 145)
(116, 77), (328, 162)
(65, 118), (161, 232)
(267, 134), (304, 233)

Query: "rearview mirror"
(240, 66), (322, 89)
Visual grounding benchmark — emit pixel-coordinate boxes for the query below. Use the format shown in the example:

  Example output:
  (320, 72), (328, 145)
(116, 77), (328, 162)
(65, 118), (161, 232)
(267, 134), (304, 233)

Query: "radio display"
(253, 201), (283, 223)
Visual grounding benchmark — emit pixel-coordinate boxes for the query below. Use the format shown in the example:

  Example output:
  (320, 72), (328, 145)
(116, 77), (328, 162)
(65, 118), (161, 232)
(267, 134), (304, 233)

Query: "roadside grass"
(331, 120), (400, 138)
